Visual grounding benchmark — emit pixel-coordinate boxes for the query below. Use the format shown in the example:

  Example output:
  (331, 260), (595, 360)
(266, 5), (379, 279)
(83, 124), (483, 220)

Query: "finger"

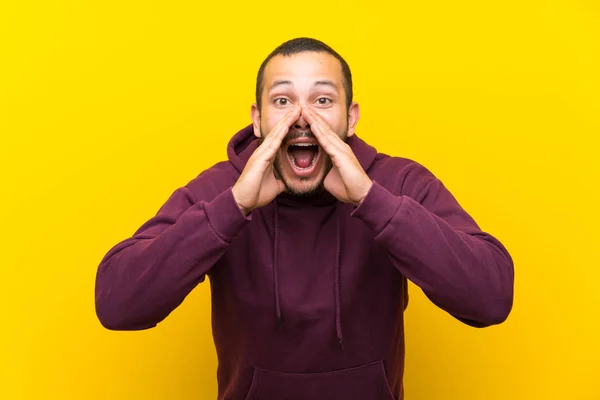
(271, 105), (301, 144)
(257, 106), (301, 159)
(304, 108), (347, 149)
(272, 164), (282, 181)
(270, 105), (301, 140)
(302, 108), (347, 155)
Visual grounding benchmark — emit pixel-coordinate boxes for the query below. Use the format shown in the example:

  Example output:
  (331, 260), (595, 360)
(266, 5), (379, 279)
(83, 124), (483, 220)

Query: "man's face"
(251, 51), (359, 197)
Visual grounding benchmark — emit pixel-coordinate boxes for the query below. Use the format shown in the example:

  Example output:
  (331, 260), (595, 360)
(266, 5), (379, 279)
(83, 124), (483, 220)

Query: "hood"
(226, 123), (379, 350)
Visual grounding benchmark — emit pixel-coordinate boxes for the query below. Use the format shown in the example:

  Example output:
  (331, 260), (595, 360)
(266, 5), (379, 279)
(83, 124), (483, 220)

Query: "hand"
(302, 107), (373, 206)
(232, 106), (301, 215)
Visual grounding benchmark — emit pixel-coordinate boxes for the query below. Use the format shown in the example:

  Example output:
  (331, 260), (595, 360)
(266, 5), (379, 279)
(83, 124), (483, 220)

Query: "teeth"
(311, 155), (318, 166)
(289, 145), (320, 169)
(290, 156), (318, 169)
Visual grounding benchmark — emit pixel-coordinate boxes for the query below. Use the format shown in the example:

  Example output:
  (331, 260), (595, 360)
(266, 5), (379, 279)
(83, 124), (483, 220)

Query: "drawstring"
(274, 200), (283, 328)
(334, 209), (343, 349)
(272, 200), (344, 350)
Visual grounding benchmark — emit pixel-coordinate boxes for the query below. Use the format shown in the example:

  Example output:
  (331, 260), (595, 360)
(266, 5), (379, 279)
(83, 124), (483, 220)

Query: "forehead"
(263, 51), (344, 89)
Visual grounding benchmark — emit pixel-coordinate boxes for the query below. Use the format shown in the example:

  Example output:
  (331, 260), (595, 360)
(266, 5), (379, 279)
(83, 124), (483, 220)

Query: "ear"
(346, 102), (360, 137)
(250, 103), (261, 139)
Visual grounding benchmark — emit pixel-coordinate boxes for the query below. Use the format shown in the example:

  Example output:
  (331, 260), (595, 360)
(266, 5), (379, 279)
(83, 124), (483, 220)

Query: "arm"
(94, 179), (250, 331)
(95, 108), (302, 331)
(351, 164), (514, 327)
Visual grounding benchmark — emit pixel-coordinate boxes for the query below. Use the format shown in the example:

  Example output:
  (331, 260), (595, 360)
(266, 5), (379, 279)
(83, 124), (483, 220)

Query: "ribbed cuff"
(350, 181), (402, 235)
(203, 187), (252, 243)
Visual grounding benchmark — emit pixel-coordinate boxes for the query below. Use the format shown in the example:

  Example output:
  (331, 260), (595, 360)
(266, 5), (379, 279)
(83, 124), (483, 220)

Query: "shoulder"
(182, 161), (240, 203)
(367, 153), (439, 199)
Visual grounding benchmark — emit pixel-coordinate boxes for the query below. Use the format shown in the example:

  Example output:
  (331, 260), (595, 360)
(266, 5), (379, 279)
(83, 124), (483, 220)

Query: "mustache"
(282, 129), (316, 146)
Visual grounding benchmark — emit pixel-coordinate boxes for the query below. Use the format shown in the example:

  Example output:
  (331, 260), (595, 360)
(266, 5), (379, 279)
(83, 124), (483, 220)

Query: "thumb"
(266, 164), (285, 191)
(266, 167), (286, 197)
(272, 166), (286, 193)
(272, 164), (283, 181)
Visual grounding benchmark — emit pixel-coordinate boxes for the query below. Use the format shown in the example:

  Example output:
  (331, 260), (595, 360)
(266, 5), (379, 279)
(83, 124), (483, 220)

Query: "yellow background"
(1, 0), (599, 399)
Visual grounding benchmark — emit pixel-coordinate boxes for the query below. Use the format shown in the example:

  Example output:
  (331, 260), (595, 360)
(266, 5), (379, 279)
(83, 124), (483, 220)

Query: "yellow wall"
(1, 0), (598, 399)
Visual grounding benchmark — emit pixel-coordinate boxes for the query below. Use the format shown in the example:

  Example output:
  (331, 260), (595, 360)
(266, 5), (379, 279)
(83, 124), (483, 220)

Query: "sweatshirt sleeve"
(351, 164), (514, 327)
(94, 178), (251, 331)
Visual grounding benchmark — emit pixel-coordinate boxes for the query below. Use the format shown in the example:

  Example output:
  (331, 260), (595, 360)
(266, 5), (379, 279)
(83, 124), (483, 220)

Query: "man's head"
(251, 37), (360, 197)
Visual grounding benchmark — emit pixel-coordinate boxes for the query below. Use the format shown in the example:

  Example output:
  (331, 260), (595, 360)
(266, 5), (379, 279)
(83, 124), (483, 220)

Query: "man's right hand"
(232, 106), (301, 216)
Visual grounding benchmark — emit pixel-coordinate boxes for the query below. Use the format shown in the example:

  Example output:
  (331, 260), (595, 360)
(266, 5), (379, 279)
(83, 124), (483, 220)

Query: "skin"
(232, 51), (373, 216)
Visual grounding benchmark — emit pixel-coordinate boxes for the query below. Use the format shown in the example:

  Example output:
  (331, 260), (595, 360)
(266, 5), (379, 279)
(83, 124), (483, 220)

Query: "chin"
(274, 158), (330, 197)
(284, 179), (326, 197)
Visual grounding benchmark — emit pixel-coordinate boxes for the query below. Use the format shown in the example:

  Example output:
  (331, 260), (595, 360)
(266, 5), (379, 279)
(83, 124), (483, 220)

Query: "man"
(95, 37), (514, 399)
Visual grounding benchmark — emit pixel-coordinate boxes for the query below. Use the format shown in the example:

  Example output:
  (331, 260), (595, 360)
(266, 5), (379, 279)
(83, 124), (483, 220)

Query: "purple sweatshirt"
(95, 125), (514, 400)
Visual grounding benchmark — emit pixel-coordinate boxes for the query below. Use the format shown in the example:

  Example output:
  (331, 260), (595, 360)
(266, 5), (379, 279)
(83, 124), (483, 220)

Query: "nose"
(293, 112), (310, 131)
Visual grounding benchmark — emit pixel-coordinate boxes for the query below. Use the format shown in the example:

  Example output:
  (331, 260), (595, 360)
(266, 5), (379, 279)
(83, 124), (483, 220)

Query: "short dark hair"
(255, 37), (353, 111)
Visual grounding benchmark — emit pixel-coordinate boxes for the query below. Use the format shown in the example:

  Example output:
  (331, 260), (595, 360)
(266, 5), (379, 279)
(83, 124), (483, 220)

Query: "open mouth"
(286, 142), (321, 176)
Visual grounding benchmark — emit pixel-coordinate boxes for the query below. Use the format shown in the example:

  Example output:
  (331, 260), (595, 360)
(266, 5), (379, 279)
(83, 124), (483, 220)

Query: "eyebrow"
(313, 80), (337, 90)
(268, 80), (293, 92)
(268, 79), (338, 93)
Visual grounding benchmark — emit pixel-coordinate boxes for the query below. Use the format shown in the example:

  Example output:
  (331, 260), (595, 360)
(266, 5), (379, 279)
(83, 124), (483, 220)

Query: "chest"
(212, 202), (400, 311)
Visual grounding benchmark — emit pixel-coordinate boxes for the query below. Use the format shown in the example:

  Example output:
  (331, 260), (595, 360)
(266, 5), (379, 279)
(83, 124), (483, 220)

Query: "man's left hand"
(302, 107), (373, 206)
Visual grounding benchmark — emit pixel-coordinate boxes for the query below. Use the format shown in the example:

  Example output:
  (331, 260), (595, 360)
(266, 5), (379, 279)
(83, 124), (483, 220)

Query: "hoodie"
(95, 124), (514, 400)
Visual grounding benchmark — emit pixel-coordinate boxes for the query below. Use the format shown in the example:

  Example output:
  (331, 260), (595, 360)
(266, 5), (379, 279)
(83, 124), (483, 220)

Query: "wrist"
(236, 203), (250, 217)
(231, 186), (251, 216)
(354, 179), (373, 206)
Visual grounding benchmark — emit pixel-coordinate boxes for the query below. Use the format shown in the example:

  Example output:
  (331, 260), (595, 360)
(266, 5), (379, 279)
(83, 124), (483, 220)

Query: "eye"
(316, 97), (332, 106)
(274, 98), (290, 106)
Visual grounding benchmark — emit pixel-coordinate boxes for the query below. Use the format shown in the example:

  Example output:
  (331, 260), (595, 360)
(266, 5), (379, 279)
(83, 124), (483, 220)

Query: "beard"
(260, 122), (348, 197)
(273, 153), (331, 197)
